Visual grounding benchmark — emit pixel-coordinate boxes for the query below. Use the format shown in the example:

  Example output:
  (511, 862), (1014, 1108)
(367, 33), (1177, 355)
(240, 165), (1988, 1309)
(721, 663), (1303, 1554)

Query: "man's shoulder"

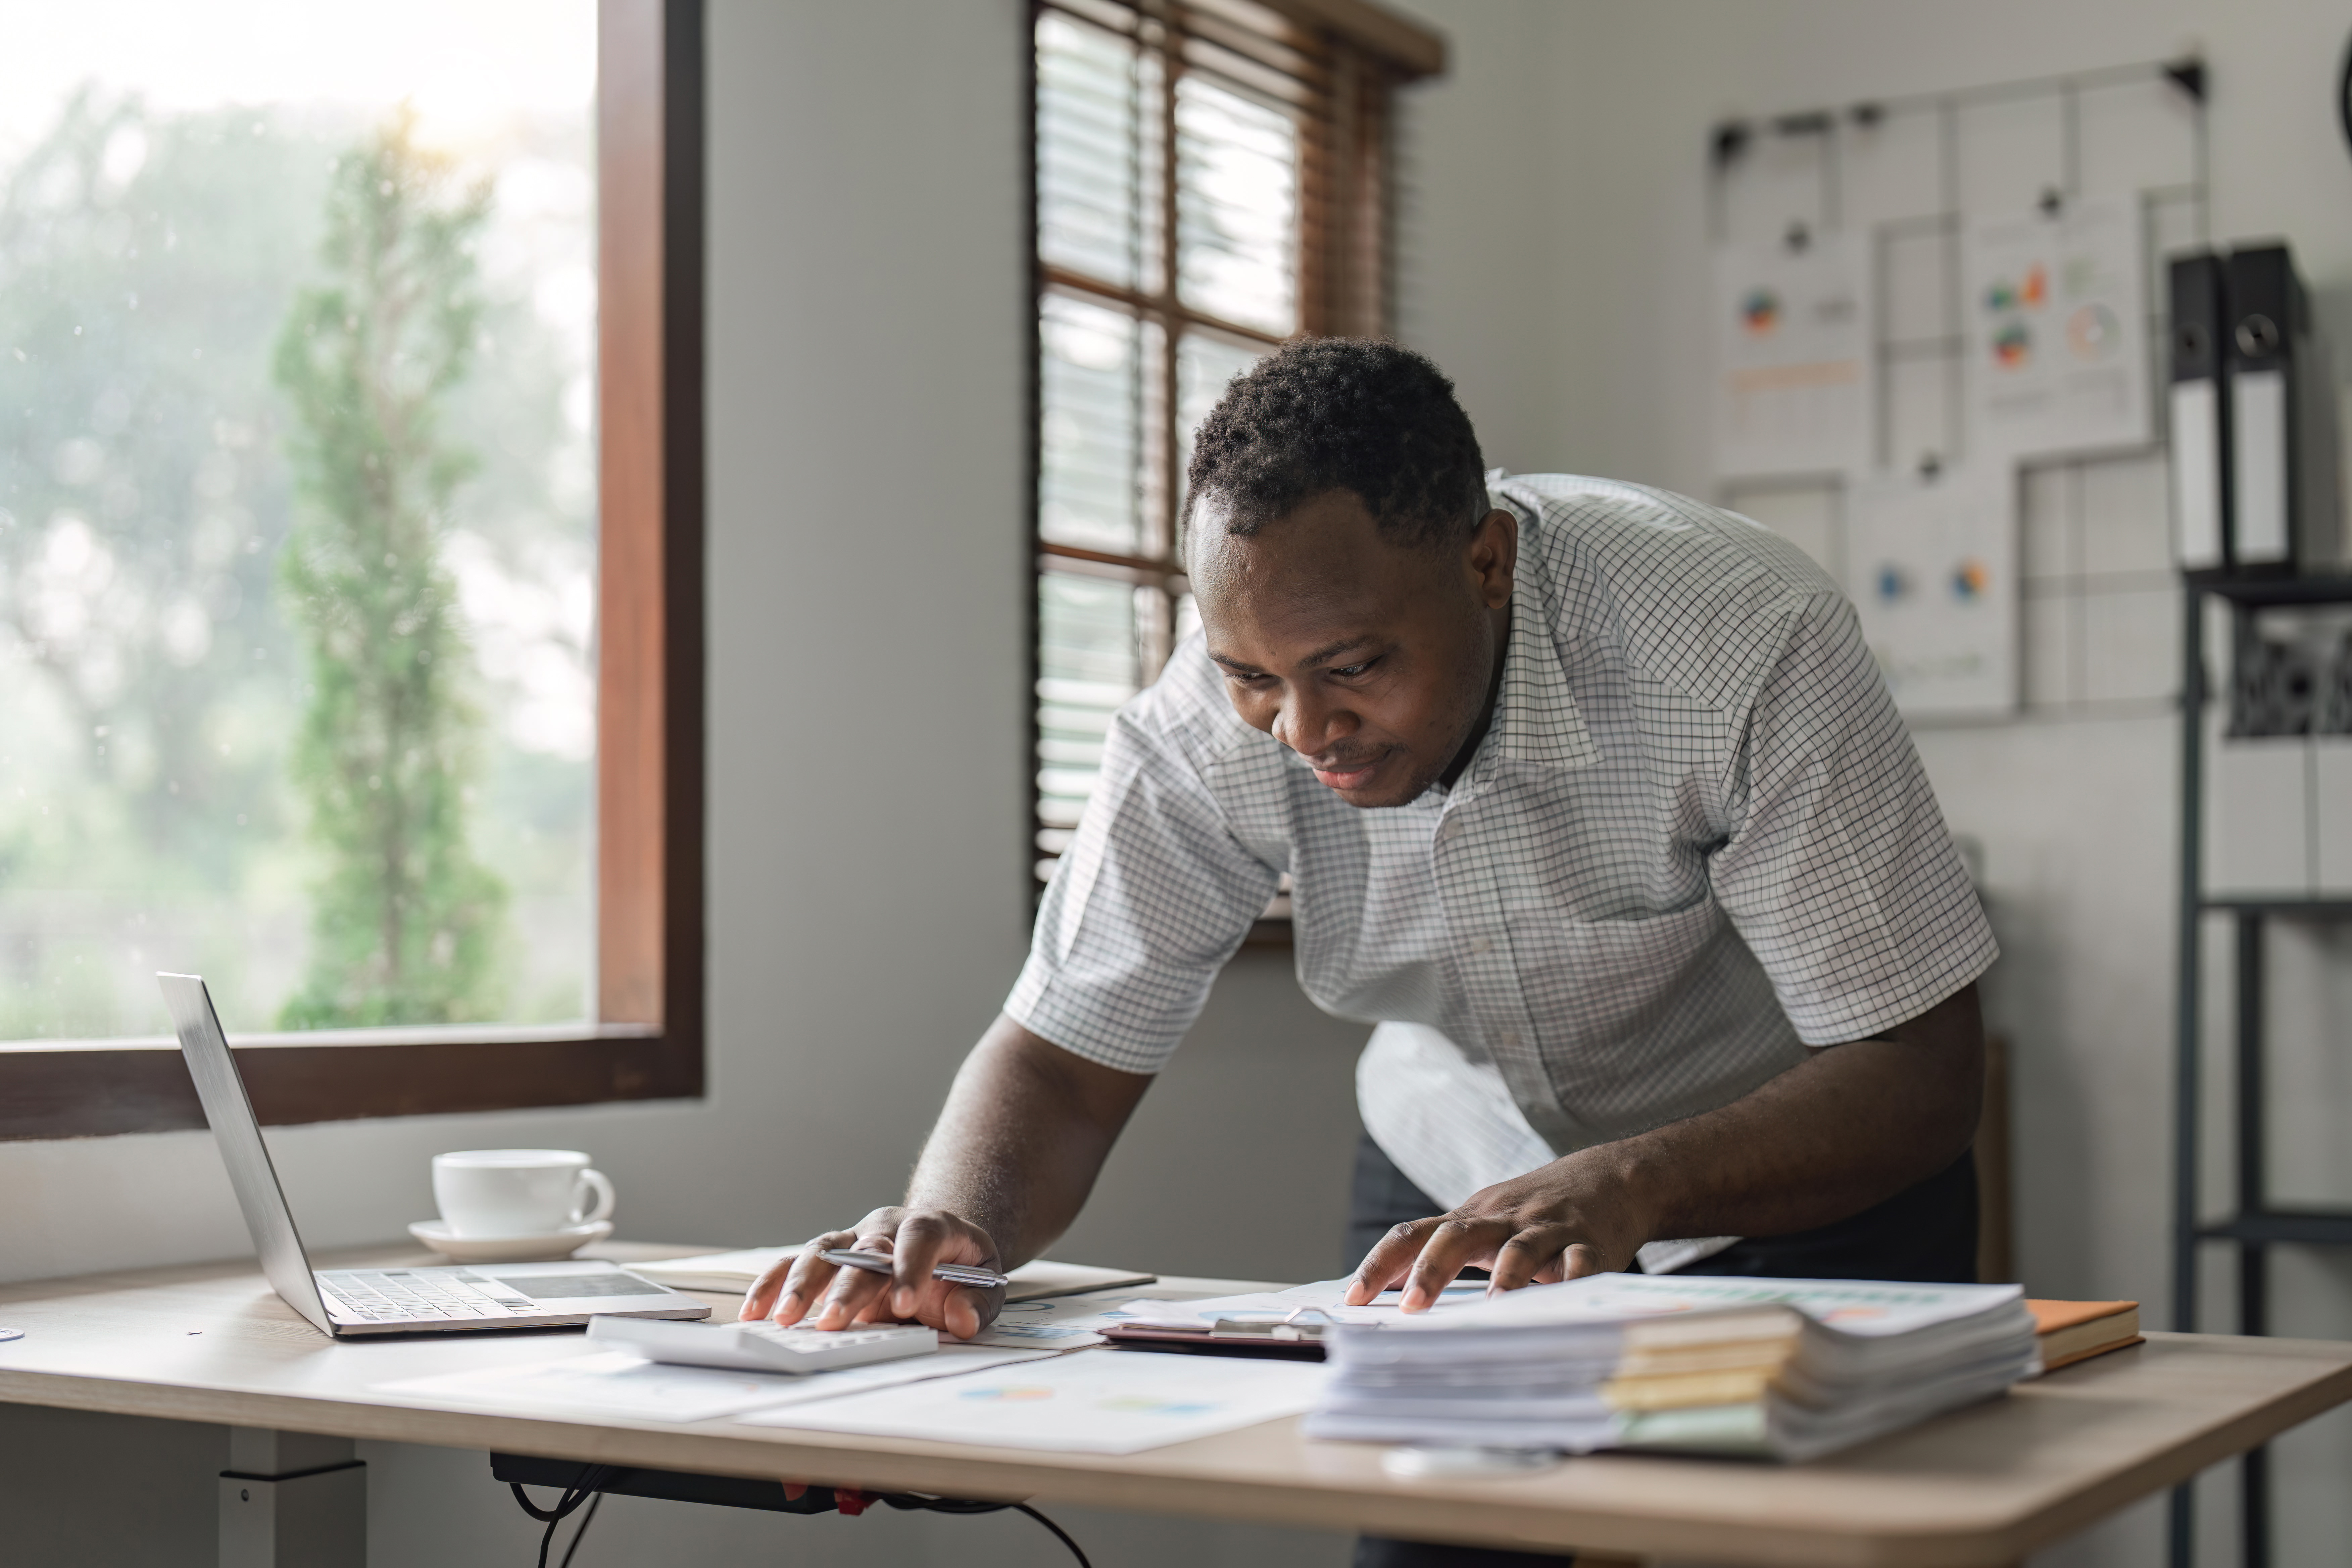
(1496, 472), (1843, 712)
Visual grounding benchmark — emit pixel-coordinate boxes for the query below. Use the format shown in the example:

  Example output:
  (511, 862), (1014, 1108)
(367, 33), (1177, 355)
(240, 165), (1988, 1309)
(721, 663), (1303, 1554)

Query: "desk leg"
(220, 1429), (366, 1568)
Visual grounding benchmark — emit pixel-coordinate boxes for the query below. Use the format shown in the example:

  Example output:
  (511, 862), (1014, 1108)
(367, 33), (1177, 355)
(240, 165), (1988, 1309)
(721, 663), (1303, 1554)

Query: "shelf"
(2200, 898), (2352, 918)
(2190, 573), (2352, 608)
(2196, 1209), (2352, 1247)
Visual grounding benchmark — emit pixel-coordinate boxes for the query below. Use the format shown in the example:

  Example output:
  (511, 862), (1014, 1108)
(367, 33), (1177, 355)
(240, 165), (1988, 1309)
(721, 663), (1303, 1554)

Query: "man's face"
(1191, 489), (1516, 809)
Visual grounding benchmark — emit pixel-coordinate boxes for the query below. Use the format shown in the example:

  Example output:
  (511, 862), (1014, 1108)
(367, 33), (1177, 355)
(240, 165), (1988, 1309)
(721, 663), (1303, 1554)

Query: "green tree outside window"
(273, 114), (509, 1028)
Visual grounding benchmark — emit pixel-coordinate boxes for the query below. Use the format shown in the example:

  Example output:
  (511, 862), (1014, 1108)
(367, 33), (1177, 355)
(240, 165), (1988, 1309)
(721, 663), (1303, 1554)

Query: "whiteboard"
(1708, 61), (2206, 721)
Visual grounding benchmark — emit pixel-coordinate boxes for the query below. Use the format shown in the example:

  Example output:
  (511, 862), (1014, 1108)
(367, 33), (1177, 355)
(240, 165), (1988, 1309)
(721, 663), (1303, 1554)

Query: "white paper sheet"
(628, 1248), (1154, 1303)
(1112, 1279), (1490, 1331)
(970, 1288), (1159, 1349)
(744, 1346), (1331, 1454)
(1712, 232), (1875, 478)
(1961, 197), (2150, 459)
(1847, 462), (2017, 717)
(622, 1247), (801, 1292)
(374, 1343), (1054, 1424)
(1276, 1277), (1491, 1311)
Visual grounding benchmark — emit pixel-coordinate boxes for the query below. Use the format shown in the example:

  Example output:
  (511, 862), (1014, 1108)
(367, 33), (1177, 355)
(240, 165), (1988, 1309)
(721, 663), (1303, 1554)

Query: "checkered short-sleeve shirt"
(1007, 472), (1996, 1183)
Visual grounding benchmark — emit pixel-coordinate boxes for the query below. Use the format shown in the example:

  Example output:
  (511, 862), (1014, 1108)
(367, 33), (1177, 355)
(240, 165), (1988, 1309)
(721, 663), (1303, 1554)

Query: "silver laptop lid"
(158, 973), (333, 1335)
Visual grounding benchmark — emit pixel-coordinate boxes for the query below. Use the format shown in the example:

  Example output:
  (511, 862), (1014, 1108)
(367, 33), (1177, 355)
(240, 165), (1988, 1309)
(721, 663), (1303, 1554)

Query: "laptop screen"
(158, 973), (334, 1335)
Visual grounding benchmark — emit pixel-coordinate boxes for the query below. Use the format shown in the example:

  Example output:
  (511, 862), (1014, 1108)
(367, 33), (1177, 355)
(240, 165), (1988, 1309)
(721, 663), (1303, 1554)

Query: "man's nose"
(1274, 682), (1352, 756)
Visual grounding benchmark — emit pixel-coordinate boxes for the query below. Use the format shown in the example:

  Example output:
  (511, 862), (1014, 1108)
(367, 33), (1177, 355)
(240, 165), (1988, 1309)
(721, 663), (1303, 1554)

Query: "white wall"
(1384, 0), (1574, 475)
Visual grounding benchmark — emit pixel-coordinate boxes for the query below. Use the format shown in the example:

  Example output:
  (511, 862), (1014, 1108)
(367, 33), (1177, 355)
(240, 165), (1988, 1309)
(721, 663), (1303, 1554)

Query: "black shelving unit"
(2171, 573), (2352, 1568)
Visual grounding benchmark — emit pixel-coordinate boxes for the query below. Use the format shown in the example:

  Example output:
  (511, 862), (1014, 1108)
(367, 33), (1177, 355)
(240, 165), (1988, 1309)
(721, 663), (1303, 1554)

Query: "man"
(747, 341), (1994, 1564)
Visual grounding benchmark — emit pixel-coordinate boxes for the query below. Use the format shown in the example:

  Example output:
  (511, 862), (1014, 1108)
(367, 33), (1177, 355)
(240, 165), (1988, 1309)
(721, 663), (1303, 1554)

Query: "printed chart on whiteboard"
(1848, 464), (2016, 718)
(1963, 198), (2151, 460)
(1712, 232), (1874, 478)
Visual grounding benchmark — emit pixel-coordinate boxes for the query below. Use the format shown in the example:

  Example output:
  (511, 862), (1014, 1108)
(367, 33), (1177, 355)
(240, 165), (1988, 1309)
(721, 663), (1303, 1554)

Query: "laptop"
(159, 972), (711, 1337)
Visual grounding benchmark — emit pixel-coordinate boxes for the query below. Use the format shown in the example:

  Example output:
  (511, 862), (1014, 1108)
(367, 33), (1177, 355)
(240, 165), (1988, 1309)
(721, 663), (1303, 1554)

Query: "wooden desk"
(3, 1242), (2349, 1567)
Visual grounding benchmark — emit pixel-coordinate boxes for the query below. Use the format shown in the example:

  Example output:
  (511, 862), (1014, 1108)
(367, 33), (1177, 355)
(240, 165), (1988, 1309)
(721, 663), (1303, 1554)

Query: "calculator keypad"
(739, 1324), (934, 1361)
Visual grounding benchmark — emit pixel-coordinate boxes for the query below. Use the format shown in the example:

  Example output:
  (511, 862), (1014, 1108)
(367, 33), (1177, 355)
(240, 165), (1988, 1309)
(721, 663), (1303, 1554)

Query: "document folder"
(2167, 252), (2228, 574)
(2226, 244), (2342, 575)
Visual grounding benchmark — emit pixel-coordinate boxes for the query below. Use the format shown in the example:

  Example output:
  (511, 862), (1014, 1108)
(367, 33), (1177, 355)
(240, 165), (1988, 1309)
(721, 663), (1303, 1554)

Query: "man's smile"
(1306, 750), (1388, 790)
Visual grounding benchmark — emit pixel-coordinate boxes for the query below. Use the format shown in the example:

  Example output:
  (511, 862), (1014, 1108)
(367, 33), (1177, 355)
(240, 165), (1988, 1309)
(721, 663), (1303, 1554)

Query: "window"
(0, 0), (703, 1138)
(1029, 0), (1438, 896)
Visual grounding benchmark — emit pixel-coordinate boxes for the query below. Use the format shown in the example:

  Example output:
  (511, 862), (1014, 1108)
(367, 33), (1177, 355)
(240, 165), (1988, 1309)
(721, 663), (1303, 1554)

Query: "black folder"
(2166, 252), (2229, 574)
(2225, 244), (2342, 575)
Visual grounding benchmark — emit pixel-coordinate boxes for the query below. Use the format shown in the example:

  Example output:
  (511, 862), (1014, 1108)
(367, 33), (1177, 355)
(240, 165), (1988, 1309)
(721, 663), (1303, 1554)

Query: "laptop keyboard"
(318, 1269), (535, 1323)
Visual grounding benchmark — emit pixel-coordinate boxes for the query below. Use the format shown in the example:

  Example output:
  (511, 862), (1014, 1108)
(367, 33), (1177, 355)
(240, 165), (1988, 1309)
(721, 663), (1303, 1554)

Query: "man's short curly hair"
(1185, 338), (1487, 551)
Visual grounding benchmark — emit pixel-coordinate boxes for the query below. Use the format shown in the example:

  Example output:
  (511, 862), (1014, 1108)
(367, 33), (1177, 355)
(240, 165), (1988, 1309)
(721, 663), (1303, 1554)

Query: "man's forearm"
(1353, 982), (1986, 1306)
(750, 1015), (1154, 1337)
(902, 1014), (1152, 1269)
(1604, 982), (1984, 1243)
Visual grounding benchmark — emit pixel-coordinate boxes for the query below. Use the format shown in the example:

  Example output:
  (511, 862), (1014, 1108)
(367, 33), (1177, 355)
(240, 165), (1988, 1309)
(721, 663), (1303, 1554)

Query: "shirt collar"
(1464, 543), (1600, 784)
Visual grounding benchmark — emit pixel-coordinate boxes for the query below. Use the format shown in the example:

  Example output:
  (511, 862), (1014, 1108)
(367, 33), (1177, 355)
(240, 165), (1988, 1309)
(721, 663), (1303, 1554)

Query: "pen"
(819, 1248), (1011, 1290)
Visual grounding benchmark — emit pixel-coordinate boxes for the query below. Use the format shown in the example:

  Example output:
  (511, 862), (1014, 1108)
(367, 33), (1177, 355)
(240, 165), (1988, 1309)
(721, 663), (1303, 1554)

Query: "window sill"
(0, 1023), (698, 1142)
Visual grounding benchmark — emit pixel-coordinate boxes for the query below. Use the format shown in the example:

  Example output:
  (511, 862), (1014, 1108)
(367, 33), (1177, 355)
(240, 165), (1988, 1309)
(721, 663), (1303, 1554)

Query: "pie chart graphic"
(1991, 320), (2031, 369)
(2066, 302), (2121, 360)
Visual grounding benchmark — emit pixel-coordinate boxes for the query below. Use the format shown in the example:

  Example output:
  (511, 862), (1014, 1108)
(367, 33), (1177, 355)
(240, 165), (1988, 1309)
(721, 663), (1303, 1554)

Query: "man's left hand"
(1341, 986), (1988, 1315)
(1342, 1151), (1654, 1313)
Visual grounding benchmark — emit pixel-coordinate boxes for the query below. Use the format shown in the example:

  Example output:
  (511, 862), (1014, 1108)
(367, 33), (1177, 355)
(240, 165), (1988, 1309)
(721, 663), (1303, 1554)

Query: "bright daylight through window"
(0, 2), (597, 1040)
(1032, 0), (1312, 881)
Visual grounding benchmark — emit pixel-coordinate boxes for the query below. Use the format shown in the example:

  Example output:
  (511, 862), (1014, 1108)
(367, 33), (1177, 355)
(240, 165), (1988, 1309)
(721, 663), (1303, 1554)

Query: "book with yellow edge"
(2026, 1299), (2142, 1373)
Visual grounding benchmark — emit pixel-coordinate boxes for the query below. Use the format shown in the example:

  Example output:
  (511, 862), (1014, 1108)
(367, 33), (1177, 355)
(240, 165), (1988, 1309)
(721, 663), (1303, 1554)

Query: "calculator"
(586, 1314), (938, 1374)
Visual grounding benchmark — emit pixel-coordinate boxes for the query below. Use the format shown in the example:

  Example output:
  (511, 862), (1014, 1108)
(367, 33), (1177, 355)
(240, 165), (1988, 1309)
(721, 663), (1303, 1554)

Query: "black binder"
(2167, 252), (2230, 573)
(2225, 243), (2343, 574)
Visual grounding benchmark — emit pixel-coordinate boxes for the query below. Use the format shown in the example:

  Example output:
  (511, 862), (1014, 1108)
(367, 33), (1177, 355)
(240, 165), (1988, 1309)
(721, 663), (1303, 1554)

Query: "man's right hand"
(741, 1207), (1007, 1341)
(738, 1016), (1151, 1344)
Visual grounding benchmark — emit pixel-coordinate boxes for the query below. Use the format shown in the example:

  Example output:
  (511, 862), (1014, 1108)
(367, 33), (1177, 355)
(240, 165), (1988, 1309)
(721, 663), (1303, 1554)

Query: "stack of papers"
(1305, 1274), (2039, 1462)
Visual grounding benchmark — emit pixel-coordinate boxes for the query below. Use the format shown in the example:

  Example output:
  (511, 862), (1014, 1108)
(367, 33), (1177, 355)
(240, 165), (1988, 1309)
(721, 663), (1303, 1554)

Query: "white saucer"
(407, 1219), (612, 1264)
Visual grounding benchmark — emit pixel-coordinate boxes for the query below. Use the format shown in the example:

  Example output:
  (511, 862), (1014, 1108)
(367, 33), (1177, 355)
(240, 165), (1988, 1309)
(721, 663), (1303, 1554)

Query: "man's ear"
(1466, 508), (1517, 608)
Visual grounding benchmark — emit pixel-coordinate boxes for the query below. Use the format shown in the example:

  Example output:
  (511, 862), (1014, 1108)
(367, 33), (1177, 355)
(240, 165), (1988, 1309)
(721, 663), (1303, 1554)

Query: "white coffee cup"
(432, 1149), (616, 1239)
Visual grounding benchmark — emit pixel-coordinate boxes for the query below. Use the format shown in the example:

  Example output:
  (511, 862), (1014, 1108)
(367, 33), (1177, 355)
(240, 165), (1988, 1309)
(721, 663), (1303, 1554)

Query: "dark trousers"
(1344, 1131), (1979, 1566)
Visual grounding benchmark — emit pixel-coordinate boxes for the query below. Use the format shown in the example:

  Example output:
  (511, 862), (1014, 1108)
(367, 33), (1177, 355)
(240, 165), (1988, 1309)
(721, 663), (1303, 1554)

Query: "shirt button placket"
(1455, 803), (1551, 1134)
(1433, 808), (1494, 968)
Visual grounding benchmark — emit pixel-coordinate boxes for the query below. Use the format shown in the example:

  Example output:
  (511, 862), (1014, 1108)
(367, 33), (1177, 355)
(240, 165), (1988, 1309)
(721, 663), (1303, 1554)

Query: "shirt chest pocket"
(1501, 897), (1728, 1061)
(1497, 895), (1797, 1145)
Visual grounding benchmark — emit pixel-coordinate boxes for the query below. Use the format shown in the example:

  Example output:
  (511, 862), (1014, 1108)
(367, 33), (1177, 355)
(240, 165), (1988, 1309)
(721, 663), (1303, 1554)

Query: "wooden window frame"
(0, 0), (706, 1141)
(1027, 0), (1440, 935)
